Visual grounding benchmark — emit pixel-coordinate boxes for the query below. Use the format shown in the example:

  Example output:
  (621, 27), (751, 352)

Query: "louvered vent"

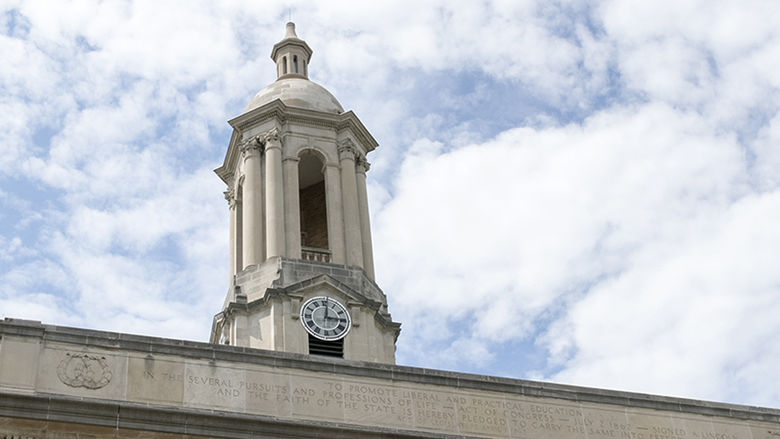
(308, 334), (343, 358)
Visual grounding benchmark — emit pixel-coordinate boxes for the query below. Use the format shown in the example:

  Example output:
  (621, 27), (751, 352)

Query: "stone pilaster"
(324, 162), (346, 264)
(355, 156), (375, 280)
(283, 155), (301, 260)
(240, 135), (264, 268)
(224, 188), (239, 280)
(338, 139), (364, 268)
(264, 127), (285, 258)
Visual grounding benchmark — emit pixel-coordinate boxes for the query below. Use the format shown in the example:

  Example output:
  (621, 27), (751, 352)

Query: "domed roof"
(245, 77), (344, 114)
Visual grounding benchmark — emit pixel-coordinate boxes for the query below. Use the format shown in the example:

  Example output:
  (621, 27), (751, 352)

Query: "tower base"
(210, 257), (400, 363)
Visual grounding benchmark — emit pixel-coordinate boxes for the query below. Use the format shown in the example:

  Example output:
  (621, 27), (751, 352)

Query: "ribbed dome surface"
(245, 77), (343, 114)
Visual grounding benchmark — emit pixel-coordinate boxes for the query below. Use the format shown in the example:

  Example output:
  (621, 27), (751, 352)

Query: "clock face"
(300, 296), (352, 341)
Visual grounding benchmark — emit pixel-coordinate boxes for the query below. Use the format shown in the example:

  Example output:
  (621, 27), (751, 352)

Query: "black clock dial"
(300, 296), (351, 341)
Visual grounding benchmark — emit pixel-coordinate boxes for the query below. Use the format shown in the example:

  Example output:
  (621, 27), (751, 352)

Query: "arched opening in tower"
(298, 152), (329, 261)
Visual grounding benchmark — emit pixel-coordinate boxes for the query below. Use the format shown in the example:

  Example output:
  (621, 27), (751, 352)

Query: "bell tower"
(210, 23), (400, 363)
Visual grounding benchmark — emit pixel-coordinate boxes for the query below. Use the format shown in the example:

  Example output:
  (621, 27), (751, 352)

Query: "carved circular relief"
(56, 353), (113, 389)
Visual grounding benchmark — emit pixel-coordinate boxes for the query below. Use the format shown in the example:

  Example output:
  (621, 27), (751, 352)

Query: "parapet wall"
(1, 319), (778, 439)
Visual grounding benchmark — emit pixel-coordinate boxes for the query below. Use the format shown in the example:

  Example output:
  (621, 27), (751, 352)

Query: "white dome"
(245, 77), (343, 114)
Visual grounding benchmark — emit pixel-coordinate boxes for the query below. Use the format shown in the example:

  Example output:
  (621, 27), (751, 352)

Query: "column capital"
(264, 127), (282, 151)
(355, 155), (370, 174)
(223, 188), (237, 208)
(240, 135), (264, 158)
(337, 139), (357, 161)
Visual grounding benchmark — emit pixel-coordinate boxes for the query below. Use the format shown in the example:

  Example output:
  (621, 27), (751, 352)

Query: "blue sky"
(2, 1), (780, 408)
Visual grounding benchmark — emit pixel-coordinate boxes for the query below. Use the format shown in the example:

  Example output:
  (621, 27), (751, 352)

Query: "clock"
(300, 296), (352, 341)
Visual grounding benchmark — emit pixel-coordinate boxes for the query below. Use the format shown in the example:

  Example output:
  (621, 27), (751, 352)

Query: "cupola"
(271, 22), (313, 79)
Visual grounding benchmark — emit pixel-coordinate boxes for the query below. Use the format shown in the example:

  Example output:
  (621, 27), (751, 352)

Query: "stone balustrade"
(301, 247), (331, 263)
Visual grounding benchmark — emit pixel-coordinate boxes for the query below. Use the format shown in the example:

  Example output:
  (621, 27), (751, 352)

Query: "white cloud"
(752, 112), (780, 190)
(375, 102), (775, 404)
(549, 190), (780, 406)
(601, 0), (780, 130)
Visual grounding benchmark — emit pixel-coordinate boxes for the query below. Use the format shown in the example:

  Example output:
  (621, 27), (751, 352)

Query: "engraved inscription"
(458, 395), (512, 436)
(245, 380), (289, 402)
(325, 382), (416, 425)
(127, 361), (770, 439)
(56, 353), (112, 389)
(691, 434), (738, 439)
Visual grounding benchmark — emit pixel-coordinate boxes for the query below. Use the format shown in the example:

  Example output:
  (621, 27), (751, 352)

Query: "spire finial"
(285, 22), (297, 39)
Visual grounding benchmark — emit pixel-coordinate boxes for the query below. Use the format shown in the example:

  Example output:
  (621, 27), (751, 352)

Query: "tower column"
(324, 163), (346, 264)
(225, 189), (238, 281)
(241, 137), (264, 268)
(338, 140), (364, 268)
(283, 155), (301, 259)
(265, 128), (286, 258)
(355, 157), (375, 279)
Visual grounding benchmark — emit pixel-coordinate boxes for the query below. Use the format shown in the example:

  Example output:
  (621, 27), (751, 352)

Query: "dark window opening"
(299, 154), (328, 251)
(299, 181), (327, 249)
(308, 334), (343, 358)
(282, 56), (287, 74)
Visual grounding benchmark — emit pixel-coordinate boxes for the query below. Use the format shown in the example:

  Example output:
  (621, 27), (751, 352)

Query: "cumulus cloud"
(550, 189), (780, 405)
(375, 102), (778, 405)
(601, 0), (780, 128)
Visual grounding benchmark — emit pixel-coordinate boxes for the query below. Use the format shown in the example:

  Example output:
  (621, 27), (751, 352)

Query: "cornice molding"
(228, 100), (378, 152)
(271, 38), (313, 61)
(217, 100), (381, 187)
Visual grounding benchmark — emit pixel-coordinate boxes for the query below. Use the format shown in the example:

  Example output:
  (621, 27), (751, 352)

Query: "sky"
(1, 0), (779, 409)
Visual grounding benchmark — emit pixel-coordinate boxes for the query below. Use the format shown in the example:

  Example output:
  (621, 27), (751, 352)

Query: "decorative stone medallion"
(56, 353), (112, 389)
